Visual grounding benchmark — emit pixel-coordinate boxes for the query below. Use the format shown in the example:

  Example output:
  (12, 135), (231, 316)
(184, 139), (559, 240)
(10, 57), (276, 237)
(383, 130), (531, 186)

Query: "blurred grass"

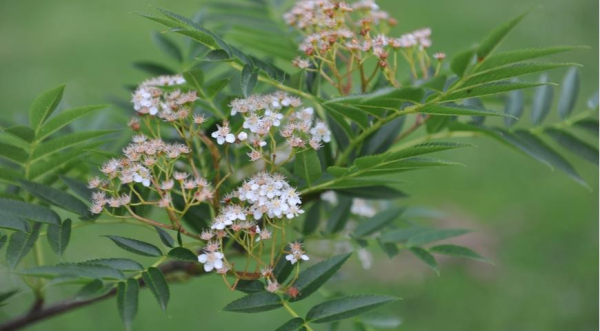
(0, 0), (598, 330)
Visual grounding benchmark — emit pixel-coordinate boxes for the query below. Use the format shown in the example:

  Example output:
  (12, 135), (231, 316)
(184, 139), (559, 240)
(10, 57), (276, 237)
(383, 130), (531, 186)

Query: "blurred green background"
(0, 0), (598, 330)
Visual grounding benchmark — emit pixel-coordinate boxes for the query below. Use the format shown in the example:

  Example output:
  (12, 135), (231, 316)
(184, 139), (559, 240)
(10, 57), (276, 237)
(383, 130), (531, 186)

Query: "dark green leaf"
(6, 223), (42, 269)
(276, 318), (306, 331)
(530, 74), (554, 125)
(142, 267), (170, 311)
(183, 69), (204, 92)
(0, 289), (20, 306)
(0, 234), (7, 251)
(420, 103), (505, 117)
(444, 81), (545, 101)
(235, 280), (265, 294)
(30, 85), (65, 131)
(75, 279), (107, 301)
(477, 12), (527, 60)
(30, 130), (115, 162)
(105, 235), (162, 257)
(0, 213), (30, 232)
(2, 125), (34, 143)
(450, 48), (475, 77)
(154, 226), (175, 248)
(22, 263), (125, 280)
(273, 252), (295, 283)
(557, 67), (580, 119)
(410, 247), (439, 275)
(302, 201), (321, 236)
(574, 119), (598, 136)
(223, 292), (282, 313)
(430, 244), (490, 263)
(48, 218), (71, 256)
(290, 253), (352, 301)
(167, 247), (197, 261)
(380, 227), (429, 243)
(61, 176), (94, 202)
(132, 61), (175, 76)
(514, 130), (587, 187)
(36, 105), (108, 141)
(306, 295), (399, 324)
(205, 49), (232, 62)
(0, 198), (60, 225)
(19, 180), (90, 218)
(206, 78), (230, 99)
(326, 197), (352, 234)
(294, 149), (322, 187)
(478, 46), (584, 71)
(152, 32), (183, 62)
(0, 142), (28, 164)
(241, 64), (258, 98)
(544, 128), (598, 165)
(464, 62), (575, 87)
(335, 186), (406, 200)
(407, 228), (471, 246)
(83, 258), (144, 272)
(117, 278), (139, 331)
(353, 208), (404, 238)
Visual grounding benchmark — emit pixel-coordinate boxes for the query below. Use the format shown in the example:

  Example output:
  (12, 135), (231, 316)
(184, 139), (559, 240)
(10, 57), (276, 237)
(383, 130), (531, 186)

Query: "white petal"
(225, 134), (236, 143)
(198, 254), (208, 263)
(301, 255), (310, 261)
(213, 260), (223, 269)
(204, 263), (214, 272)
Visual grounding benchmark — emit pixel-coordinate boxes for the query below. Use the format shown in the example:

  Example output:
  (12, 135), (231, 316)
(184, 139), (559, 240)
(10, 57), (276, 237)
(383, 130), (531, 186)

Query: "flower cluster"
(131, 74), (198, 120)
(285, 0), (444, 88)
(215, 92), (331, 154)
(89, 133), (213, 215)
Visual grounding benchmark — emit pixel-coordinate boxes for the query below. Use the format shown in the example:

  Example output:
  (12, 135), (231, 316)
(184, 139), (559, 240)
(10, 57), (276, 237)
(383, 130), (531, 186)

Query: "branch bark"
(0, 260), (207, 331)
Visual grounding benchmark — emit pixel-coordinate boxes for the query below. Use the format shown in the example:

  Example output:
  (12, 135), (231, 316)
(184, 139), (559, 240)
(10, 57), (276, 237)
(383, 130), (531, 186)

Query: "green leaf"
(2, 125), (35, 144)
(0, 234), (7, 252)
(83, 258), (144, 272)
(29, 141), (107, 180)
(61, 176), (94, 201)
(241, 64), (258, 98)
(353, 208), (404, 238)
(183, 69), (205, 91)
(0, 142), (28, 164)
(273, 252), (295, 283)
(545, 128), (598, 165)
(36, 105), (108, 141)
(290, 253), (352, 302)
(464, 62), (576, 87)
(276, 318), (306, 331)
(421, 75), (447, 92)
(419, 103), (505, 117)
(22, 263), (125, 280)
(19, 180), (90, 218)
(167, 247), (197, 261)
(407, 228), (471, 246)
(326, 197), (352, 234)
(29, 85), (65, 131)
(478, 46), (585, 71)
(235, 280), (265, 294)
(302, 201), (321, 236)
(294, 149), (322, 187)
(306, 295), (399, 324)
(205, 49), (232, 61)
(380, 227), (429, 243)
(206, 78), (230, 99)
(152, 32), (183, 62)
(0, 166), (23, 185)
(322, 102), (370, 129)
(514, 130), (587, 187)
(504, 88), (524, 127)
(477, 12), (527, 60)
(0, 198), (61, 225)
(429, 244), (490, 263)
(0, 289), (20, 307)
(30, 130), (115, 162)
(451, 48), (475, 77)
(48, 218), (71, 256)
(117, 278), (139, 331)
(75, 279), (107, 301)
(444, 81), (545, 101)
(223, 292), (283, 313)
(574, 119), (599, 136)
(105, 235), (162, 257)
(154, 226), (175, 248)
(0, 213), (30, 232)
(530, 74), (554, 125)
(410, 247), (439, 275)
(6, 223), (41, 269)
(557, 67), (580, 119)
(142, 267), (170, 311)
(132, 61), (175, 76)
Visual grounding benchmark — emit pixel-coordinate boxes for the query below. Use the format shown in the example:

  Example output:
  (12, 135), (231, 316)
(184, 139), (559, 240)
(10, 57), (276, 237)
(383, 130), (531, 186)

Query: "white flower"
(265, 110), (284, 127)
(197, 251), (224, 272)
(351, 198), (377, 217)
(310, 121), (331, 143)
(238, 131), (248, 141)
(211, 123), (236, 145)
(211, 215), (233, 230)
(286, 242), (309, 265)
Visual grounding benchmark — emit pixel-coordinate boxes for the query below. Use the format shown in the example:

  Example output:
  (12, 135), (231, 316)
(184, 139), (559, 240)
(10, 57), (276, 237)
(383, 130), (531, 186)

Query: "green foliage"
(6, 223), (41, 269)
(117, 279), (139, 331)
(223, 292), (283, 313)
(105, 236), (163, 257)
(305, 295), (399, 324)
(47, 218), (72, 256)
(288, 253), (352, 301)
(142, 267), (170, 311)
